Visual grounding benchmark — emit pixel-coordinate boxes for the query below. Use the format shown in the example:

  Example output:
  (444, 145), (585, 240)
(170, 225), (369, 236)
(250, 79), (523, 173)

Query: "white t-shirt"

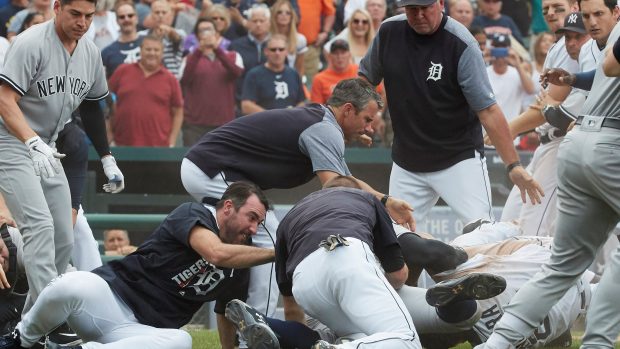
(487, 65), (527, 123)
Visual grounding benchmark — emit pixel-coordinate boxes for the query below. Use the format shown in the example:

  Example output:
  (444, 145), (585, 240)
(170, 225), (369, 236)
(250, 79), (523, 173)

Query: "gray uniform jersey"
(0, 20), (108, 143)
(536, 37), (580, 135)
(580, 22), (620, 118)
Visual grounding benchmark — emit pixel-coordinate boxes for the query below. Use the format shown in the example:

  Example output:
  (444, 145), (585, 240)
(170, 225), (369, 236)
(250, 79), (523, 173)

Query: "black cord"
(219, 173), (276, 315)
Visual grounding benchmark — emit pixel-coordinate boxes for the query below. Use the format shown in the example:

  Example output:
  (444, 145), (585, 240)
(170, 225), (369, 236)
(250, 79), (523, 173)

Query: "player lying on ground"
(0, 182), (276, 349)
(414, 220), (596, 348)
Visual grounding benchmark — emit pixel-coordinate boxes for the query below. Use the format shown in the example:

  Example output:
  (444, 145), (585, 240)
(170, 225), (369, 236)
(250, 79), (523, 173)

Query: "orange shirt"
(311, 64), (359, 104)
(297, 0), (336, 44)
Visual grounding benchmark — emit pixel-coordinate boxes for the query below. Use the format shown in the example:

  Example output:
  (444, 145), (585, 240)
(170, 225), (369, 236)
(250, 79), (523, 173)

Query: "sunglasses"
(277, 10), (292, 15)
(352, 18), (369, 25)
(118, 13), (136, 20)
(268, 47), (286, 52)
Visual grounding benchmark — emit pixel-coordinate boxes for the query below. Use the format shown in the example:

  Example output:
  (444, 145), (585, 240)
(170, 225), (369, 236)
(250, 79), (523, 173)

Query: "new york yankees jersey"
(0, 20), (108, 143)
(441, 235), (592, 345)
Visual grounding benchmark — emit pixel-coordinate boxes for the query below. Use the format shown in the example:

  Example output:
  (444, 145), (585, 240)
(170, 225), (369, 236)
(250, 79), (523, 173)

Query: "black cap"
(491, 33), (511, 47)
(396, 0), (437, 6)
(556, 12), (586, 34)
(330, 39), (350, 53)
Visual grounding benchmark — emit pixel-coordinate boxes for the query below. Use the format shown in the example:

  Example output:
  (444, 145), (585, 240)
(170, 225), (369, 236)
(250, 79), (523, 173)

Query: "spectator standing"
(6, 0), (52, 41)
(241, 34), (305, 114)
(500, 0), (532, 40)
(141, 0), (186, 78)
(297, 0), (335, 82)
(184, 13), (230, 54)
(366, 0), (388, 31)
(171, 0), (200, 37)
(0, 0), (27, 38)
(325, 8), (375, 64)
(310, 39), (358, 104)
(109, 36), (184, 147)
(270, 0), (306, 78)
(472, 0), (524, 45)
(85, 0), (119, 50)
(180, 20), (243, 145)
(204, 3), (233, 49)
(448, 0), (474, 28)
(360, 0), (542, 228)
(486, 34), (535, 125)
(135, 0), (152, 30)
(230, 4), (270, 104)
(101, 2), (144, 78)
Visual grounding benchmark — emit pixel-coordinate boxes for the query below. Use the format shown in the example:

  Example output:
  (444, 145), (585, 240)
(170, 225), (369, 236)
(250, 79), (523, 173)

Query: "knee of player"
(168, 329), (192, 349)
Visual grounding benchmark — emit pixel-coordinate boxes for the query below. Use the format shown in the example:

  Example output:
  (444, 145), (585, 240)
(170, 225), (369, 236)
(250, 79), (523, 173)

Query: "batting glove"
(25, 136), (65, 178)
(101, 155), (125, 193)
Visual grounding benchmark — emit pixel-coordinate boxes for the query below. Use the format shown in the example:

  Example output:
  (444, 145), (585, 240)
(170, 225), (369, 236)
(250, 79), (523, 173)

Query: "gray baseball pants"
(0, 130), (73, 314)
(481, 119), (620, 348)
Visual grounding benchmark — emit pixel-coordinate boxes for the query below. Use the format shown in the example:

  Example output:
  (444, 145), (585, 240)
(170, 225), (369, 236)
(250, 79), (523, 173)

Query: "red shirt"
(311, 64), (359, 104)
(180, 48), (243, 127)
(109, 63), (183, 146)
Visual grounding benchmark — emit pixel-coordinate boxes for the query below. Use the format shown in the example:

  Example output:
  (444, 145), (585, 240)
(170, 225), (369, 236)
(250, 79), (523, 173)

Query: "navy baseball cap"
(396, 0), (438, 6)
(330, 39), (350, 53)
(556, 12), (586, 34)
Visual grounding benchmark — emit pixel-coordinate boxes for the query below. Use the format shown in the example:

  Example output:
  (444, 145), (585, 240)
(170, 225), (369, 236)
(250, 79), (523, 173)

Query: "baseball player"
(410, 221), (594, 348)
(274, 185), (419, 349)
(478, 21), (620, 349)
(0, 182), (276, 349)
(0, 0), (120, 317)
(498, 1), (612, 237)
(181, 78), (415, 346)
(359, 0), (543, 231)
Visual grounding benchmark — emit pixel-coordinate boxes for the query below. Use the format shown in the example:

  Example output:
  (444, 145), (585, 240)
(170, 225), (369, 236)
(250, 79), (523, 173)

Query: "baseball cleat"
(45, 341), (82, 349)
(426, 273), (506, 307)
(462, 218), (491, 235)
(225, 299), (279, 349)
(0, 329), (21, 349)
(312, 340), (338, 349)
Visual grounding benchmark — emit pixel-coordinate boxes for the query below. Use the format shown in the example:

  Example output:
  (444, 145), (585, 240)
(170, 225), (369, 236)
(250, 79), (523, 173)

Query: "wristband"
(381, 194), (390, 206)
(506, 161), (522, 173)
(614, 37), (620, 65)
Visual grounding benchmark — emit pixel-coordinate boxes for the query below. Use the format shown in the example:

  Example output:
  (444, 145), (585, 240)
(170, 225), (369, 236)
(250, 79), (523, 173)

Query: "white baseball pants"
(17, 271), (192, 349)
(292, 237), (421, 349)
(389, 152), (494, 231)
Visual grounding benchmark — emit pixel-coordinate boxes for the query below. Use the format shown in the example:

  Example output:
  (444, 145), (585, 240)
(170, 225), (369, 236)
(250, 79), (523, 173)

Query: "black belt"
(576, 115), (620, 130)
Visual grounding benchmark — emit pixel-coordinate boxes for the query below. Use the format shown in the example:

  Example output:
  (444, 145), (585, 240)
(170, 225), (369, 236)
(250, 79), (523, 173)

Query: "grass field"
(187, 329), (607, 349)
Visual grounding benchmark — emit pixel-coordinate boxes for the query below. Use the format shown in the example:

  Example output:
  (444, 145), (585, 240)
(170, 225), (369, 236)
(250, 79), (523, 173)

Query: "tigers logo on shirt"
(427, 61), (443, 82)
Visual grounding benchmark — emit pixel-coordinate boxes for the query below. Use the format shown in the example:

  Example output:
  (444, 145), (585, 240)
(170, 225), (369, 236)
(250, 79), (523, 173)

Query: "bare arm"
(283, 296), (306, 323)
(188, 226), (275, 268)
(316, 170), (415, 229)
(294, 52), (305, 79)
(216, 314), (237, 349)
(385, 264), (408, 290)
(0, 85), (35, 142)
(241, 100), (265, 115)
(478, 104), (544, 204)
(168, 106), (183, 147)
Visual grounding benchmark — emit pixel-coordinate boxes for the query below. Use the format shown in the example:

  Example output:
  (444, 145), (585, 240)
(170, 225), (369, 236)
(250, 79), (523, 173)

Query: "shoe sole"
(426, 273), (506, 307)
(225, 300), (279, 349)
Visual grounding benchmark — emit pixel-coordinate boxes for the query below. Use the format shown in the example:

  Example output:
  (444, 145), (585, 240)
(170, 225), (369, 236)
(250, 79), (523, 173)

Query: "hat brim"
(556, 26), (586, 34)
(397, 0), (438, 6)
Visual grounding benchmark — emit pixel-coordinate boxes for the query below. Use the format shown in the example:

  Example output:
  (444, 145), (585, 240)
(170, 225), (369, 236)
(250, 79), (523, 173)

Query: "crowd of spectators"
(0, 0), (555, 150)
